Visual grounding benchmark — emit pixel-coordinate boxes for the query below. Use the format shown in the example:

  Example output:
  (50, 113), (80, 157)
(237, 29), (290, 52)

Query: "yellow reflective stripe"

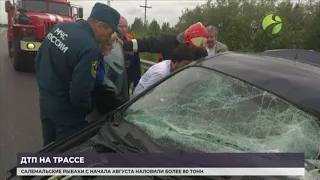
(132, 39), (138, 52)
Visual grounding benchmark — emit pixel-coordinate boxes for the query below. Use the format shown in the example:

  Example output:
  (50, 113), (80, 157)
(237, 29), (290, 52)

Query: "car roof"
(261, 49), (320, 66)
(190, 52), (320, 115)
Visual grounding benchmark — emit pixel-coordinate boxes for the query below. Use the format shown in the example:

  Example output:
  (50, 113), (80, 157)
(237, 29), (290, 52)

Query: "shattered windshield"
(123, 67), (320, 159)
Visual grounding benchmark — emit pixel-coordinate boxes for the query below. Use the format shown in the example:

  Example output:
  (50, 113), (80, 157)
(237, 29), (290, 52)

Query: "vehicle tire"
(11, 38), (32, 72)
(8, 42), (13, 58)
(12, 48), (27, 72)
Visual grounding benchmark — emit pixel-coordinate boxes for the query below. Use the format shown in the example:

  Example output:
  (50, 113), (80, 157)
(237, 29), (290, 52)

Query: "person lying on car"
(132, 43), (198, 97)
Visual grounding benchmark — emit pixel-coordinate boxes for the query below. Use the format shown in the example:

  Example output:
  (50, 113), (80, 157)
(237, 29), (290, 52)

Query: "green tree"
(130, 18), (144, 32)
(160, 22), (170, 33)
(128, 0), (320, 62)
(148, 19), (161, 36)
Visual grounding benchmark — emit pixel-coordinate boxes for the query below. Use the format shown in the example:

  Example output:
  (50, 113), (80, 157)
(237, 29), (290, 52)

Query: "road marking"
(0, 28), (6, 41)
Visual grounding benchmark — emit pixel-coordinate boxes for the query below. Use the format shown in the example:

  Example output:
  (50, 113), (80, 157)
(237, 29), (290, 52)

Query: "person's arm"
(122, 34), (178, 53)
(95, 59), (105, 85)
(133, 52), (142, 87)
(194, 48), (208, 60)
(132, 71), (165, 96)
(69, 45), (101, 114)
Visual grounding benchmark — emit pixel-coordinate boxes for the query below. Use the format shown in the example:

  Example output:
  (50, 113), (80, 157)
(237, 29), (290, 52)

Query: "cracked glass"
(123, 66), (320, 159)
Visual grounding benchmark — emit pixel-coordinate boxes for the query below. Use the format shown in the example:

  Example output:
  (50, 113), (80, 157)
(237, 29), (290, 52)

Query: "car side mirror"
(5, 1), (14, 12)
(78, 8), (83, 18)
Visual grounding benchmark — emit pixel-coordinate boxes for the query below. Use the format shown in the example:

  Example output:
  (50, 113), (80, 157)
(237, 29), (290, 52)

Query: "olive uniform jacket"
(216, 41), (229, 53)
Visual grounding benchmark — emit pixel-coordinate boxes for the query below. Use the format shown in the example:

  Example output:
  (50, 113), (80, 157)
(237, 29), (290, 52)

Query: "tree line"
(128, 0), (320, 62)
(2, 0), (319, 62)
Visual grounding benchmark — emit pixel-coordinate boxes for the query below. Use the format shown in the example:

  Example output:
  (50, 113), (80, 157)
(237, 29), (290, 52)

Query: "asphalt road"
(0, 28), (42, 179)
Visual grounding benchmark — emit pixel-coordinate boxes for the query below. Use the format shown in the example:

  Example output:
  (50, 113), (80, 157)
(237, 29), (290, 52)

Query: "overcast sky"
(0, 0), (206, 25)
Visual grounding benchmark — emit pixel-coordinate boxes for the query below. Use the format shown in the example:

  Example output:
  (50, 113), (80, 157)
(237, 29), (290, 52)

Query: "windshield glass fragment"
(123, 67), (320, 159)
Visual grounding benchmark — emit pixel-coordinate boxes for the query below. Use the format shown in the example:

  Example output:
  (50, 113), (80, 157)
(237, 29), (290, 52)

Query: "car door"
(103, 41), (129, 102)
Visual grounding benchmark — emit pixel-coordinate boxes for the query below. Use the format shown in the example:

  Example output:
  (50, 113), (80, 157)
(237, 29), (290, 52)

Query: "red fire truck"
(5, 0), (83, 72)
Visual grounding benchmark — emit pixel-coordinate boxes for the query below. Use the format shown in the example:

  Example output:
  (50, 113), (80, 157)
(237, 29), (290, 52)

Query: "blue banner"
(17, 152), (304, 168)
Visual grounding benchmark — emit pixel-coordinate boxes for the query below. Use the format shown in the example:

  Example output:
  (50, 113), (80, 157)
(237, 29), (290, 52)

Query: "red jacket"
(158, 54), (163, 63)
(126, 33), (134, 40)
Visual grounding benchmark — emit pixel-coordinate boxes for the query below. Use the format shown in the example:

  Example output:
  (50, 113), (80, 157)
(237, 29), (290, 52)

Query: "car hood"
(6, 118), (320, 180)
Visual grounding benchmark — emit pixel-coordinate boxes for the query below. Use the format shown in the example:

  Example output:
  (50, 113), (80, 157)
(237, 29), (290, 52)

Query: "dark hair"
(171, 43), (196, 63)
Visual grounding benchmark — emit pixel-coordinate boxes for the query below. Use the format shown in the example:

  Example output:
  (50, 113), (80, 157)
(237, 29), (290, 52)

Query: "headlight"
(27, 43), (35, 49)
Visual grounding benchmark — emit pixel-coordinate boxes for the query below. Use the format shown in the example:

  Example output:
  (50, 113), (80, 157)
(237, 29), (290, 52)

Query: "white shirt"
(206, 46), (216, 56)
(133, 60), (171, 97)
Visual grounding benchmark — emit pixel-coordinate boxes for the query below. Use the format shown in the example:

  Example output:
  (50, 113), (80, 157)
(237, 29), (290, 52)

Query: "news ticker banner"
(17, 152), (305, 176)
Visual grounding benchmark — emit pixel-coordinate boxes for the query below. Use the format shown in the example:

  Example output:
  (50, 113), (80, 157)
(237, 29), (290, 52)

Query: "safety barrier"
(140, 59), (156, 69)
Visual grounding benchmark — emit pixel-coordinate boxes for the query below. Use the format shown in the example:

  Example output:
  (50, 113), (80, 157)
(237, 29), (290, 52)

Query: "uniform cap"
(90, 2), (122, 34)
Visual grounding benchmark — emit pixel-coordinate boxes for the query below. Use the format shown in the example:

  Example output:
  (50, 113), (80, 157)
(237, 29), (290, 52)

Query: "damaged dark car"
(7, 52), (320, 180)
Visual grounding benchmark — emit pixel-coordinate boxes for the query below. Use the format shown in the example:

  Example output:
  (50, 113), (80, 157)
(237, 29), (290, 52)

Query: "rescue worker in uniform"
(35, 2), (122, 146)
(120, 22), (209, 60)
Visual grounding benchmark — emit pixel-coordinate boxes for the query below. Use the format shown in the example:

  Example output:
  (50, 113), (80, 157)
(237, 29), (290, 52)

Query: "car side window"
(102, 41), (126, 97)
(123, 67), (320, 159)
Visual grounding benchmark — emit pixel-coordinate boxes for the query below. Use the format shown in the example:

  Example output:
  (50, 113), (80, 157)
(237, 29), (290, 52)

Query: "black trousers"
(39, 93), (90, 147)
(41, 117), (87, 146)
(92, 85), (123, 115)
